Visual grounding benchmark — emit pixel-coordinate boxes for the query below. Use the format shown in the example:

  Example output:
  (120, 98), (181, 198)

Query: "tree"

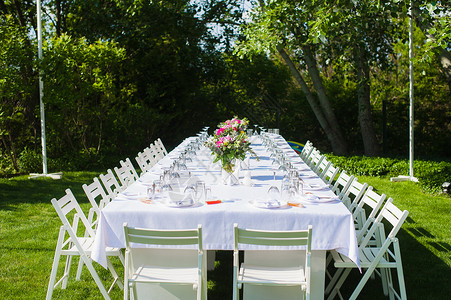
(0, 5), (38, 170)
(235, 0), (349, 155)
(411, 0), (451, 93)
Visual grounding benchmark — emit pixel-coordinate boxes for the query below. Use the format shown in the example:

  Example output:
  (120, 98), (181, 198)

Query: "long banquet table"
(91, 134), (359, 300)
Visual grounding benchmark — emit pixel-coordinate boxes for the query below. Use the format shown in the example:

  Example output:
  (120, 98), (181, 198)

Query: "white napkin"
(242, 170), (254, 186)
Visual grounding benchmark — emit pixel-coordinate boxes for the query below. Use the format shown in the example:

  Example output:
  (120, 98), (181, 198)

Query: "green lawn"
(0, 172), (450, 299)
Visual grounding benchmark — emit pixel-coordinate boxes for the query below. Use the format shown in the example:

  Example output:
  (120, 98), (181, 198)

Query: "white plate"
(304, 184), (329, 191)
(166, 200), (199, 208)
(299, 194), (339, 203)
(116, 192), (140, 201)
(249, 200), (288, 209)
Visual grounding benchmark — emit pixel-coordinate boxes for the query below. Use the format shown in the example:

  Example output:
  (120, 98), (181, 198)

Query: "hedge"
(326, 155), (451, 194)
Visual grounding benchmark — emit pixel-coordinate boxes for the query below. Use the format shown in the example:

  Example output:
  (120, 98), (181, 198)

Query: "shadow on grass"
(328, 228), (451, 300)
(208, 251), (234, 300)
(0, 172), (100, 209)
(207, 230), (451, 300)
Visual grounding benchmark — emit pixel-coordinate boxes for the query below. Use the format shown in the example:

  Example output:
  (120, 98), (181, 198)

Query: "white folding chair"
(99, 169), (124, 199)
(326, 199), (409, 300)
(123, 223), (205, 300)
(83, 177), (111, 215)
(135, 147), (158, 173)
(122, 157), (140, 179)
(341, 179), (368, 213)
(330, 171), (355, 200)
(114, 158), (139, 188)
(154, 137), (168, 156)
(313, 155), (331, 176)
(233, 224), (313, 300)
(46, 189), (124, 300)
(299, 140), (314, 161)
(352, 187), (386, 234)
(78, 177), (113, 279)
(306, 149), (324, 170)
(321, 164), (340, 187)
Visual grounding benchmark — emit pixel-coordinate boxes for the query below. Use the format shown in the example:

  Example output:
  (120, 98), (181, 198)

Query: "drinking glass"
(204, 187), (212, 201)
(195, 181), (205, 201)
(267, 186), (280, 201)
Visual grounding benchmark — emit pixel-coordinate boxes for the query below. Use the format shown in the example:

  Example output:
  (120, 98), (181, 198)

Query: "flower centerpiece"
(205, 117), (257, 173)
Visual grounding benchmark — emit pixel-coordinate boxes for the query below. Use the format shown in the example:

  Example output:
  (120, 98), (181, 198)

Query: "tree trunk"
(1, 135), (20, 172)
(439, 48), (451, 93)
(277, 46), (348, 155)
(302, 45), (348, 153)
(356, 48), (380, 156)
(55, 0), (62, 36)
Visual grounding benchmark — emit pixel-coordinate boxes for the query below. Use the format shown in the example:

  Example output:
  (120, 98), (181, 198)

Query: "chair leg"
(349, 263), (381, 300)
(131, 282), (138, 300)
(232, 251), (239, 300)
(394, 241), (407, 300)
(106, 257), (124, 291)
(327, 268), (351, 300)
(80, 253), (111, 300)
(62, 251), (73, 288)
(381, 267), (392, 297)
(76, 257), (85, 280)
(46, 227), (65, 300)
(325, 267), (344, 295)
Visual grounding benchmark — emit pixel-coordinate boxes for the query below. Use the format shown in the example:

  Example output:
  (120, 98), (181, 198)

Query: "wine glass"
(267, 186), (280, 201)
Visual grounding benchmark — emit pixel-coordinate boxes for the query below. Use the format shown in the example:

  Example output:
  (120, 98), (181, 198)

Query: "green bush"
(0, 154), (15, 177)
(18, 147), (42, 173)
(327, 154), (451, 194)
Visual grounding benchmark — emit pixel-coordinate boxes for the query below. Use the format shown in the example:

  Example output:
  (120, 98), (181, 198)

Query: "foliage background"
(1, 0), (450, 177)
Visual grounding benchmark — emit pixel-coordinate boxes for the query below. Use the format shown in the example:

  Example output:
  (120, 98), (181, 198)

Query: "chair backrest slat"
(322, 164), (340, 186)
(331, 171), (355, 198)
(155, 138), (168, 156)
(235, 224), (312, 251)
(124, 223), (202, 250)
(127, 235), (200, 246)
(83, 177), (110, 212)
(100, 169), (122, 198)
(114, 158), (139, 187)
(52, 189), (95, 238)
(360, 198), (409, 248)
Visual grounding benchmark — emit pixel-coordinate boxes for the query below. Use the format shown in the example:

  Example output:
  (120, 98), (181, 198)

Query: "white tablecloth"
(92, 135), (359, 271)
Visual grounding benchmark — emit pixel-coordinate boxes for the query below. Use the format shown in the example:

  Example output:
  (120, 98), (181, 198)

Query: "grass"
(0, 172), (450, 299)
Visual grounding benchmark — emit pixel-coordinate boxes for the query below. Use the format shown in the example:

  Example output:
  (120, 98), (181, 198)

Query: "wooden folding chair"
(114, 158), (139, 188)
(123, 223), (205, 300)
(307, 149), (324, 170)
(135, 147), (158, 173)
(313, 156), (331, 177)
(330, 171), (355, 201)
(46, 189), (124, 300)
(299, 140), (314, 161)
(233, 224), (313, 300)
(154, 137), (168, 156)
(352, 187), (386, 233)
(326, 199), (409, 300)
(322, 164), (340, 187)
(99, 169), (123, 199)
(341, 179), (368, 213)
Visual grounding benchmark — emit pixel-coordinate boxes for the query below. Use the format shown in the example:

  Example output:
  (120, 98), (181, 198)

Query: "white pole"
(390, 1), (417, 183)
(408, 1), (414, 179)
(37, 0), (48, 175)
